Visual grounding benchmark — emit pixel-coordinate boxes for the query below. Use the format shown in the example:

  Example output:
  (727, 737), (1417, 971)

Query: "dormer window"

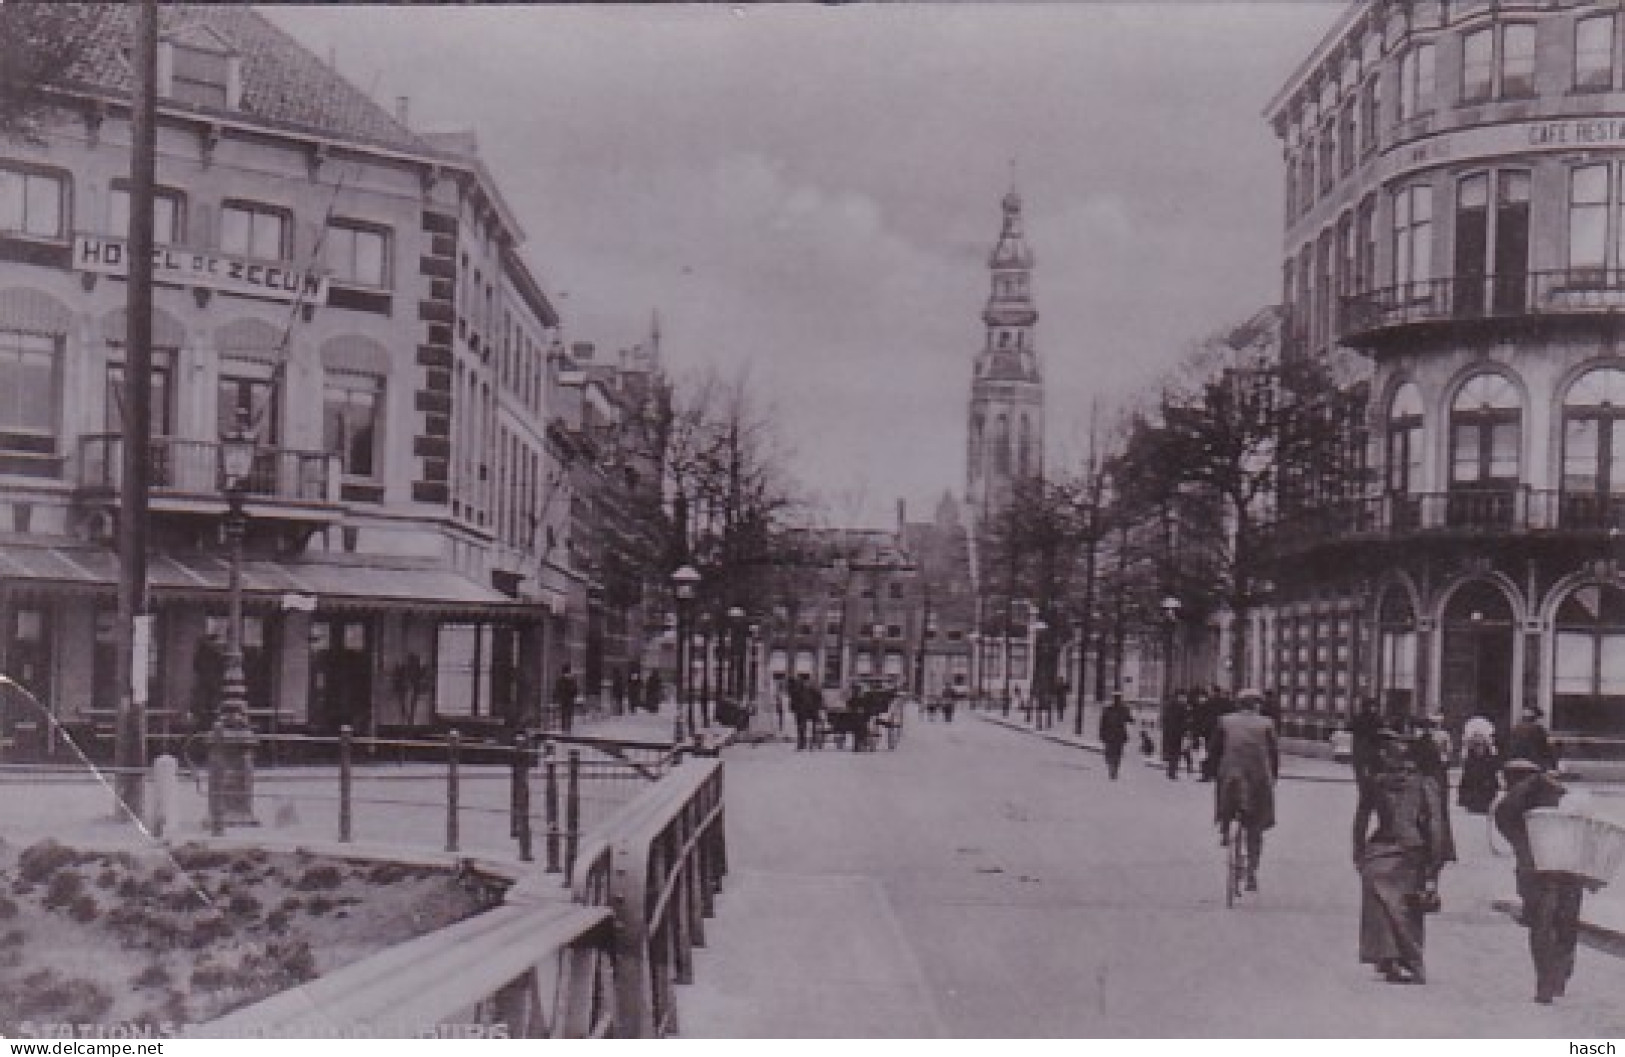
(160, 28), (242, 110)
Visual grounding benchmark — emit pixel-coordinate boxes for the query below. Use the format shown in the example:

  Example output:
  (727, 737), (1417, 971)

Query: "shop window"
(0, 165), (65, 240)
(1552, 585), (1625, 735)
(0, 330), (59, 455)
(323, 221), (391, 288)
(435, 622), (494, 718)
(220, 201), (289, 261)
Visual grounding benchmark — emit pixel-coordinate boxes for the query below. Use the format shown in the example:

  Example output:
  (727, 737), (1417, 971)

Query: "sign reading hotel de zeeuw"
(74, 236), (329, 305)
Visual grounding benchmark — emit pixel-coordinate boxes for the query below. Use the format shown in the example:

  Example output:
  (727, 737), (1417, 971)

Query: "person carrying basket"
(1493, 759), (1600, 1005)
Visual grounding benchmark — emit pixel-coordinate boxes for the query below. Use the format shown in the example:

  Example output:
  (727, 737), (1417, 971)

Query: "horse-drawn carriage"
(818, 679), (905, 751)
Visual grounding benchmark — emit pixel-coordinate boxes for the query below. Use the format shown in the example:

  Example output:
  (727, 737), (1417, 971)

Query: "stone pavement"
(974, 703), (1625, 946)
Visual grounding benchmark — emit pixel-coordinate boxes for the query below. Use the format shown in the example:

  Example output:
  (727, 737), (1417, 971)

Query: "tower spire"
(966, 186), (1044, 528)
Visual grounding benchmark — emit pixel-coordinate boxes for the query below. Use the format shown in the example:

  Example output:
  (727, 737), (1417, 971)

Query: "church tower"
(966, 186), (1043, 529)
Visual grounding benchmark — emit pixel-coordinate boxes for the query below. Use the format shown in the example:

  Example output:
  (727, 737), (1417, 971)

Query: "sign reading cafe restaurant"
(75, 236), (328, 304)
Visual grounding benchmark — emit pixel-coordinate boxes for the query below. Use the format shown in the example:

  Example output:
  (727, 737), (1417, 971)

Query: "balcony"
(76, 434), (343, 521)
(1341, 269), (1625, 347)
(1269, 487), (1625, 558)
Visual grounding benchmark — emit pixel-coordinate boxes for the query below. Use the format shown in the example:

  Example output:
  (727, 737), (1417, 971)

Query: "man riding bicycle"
(1212, 688), (1279, 892)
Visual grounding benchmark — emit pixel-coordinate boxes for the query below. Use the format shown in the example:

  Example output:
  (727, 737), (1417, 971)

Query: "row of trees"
(979, 308), (1368, 707)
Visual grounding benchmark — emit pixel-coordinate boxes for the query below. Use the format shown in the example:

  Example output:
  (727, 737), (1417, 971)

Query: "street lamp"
(968, 631), (982, 710)
(726, 605), (746, 701)
(747, 621), (761, 711)
(671, 564), (700, 740)
(209, 411), (259, 831)
(1072, 616), (1087, 737)
(1030, 617), (1048, 726)
(1160, 594), (1182, 704)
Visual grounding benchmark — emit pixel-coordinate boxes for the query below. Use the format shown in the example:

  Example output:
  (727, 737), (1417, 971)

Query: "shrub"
(226, 892), (262, 918)
(133, 963), (170, 989)
(43, 870), (84, 909)
(304, 895), (335, 916)
(96, 868), (119, 890)
(17, 841), (80, 883)
(68, 895), (99, 923)
(12, 968), (113, 1021)
(294, 864), (345, 892)
(170, 846), (232, 872)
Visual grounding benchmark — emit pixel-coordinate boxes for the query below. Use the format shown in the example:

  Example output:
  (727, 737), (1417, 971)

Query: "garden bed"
(0, 839), (505, 1034)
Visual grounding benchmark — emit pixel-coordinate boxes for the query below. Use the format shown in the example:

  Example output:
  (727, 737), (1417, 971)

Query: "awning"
(0, 543), (537, 620)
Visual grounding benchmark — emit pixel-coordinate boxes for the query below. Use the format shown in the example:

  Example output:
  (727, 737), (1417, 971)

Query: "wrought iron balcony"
(1342, 269), (1625, 345)
(76, 434), (342, 516)
(1269, 486), (1625, 557)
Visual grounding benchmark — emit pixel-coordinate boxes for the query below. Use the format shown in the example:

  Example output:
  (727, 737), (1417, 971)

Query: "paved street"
(680, 709), (1625, 1038)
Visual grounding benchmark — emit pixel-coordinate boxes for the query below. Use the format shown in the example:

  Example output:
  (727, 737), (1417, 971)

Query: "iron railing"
(1269, 486), (1625, 554)
(1343, 269), (1625, 340)
(194, 753), (726, 1038)
(76, 433), (340, 505)
(180, 727), (682, 871)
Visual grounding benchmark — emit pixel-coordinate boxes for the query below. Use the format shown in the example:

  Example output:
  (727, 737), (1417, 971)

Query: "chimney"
(395, 96), (411, 128)
(897, 498), (906, 532)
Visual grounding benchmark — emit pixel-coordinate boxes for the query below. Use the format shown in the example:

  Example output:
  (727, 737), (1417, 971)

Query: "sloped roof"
(54, 3), (429, 155)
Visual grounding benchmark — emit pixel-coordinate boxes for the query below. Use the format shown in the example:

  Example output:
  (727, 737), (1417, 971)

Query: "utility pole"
(114, 0), (158, 821)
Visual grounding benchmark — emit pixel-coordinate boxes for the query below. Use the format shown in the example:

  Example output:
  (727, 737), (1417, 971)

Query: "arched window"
(1450, 373), (1520, 486)
(1561, 367), (1625, 528)
(1386, 382), (1424, 495)
(1552, 584), (1625, 736)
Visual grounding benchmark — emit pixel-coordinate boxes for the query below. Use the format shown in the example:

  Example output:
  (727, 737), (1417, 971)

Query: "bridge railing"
(192, 754), (726, 1038)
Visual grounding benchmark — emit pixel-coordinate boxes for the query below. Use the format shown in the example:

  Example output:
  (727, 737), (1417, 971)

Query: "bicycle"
(1223, 816), (1245, 907)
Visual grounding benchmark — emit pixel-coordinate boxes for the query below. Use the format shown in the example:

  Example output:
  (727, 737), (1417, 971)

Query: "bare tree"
(1112, 311), (1365, 682)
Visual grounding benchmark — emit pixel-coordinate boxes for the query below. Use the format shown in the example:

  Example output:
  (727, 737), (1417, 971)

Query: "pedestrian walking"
(1098, 692), (1133, 780)
(1493, 759), (1595, 1004)
(1353, 731), (1452, 985)
(1160, 692), (1188, 780)
(553, 664), (579, 735)
(790, 673), (821, 751)
(643, 671), (663, 714)
(1458, 709), (1500, 814)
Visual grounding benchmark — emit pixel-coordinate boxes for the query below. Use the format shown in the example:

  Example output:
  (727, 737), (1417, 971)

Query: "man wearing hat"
(1212, 688), (1278, 891)
(1494, 759), (1590, 1004)
(1506, 704), (1559, 781)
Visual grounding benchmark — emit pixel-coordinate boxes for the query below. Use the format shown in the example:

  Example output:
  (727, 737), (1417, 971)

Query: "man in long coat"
(1212, 689), (1279, 890)
(1160, 692), (1188, 780)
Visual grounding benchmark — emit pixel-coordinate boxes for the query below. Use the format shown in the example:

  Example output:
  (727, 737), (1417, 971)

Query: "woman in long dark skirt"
(1354, 734), (1453, 984)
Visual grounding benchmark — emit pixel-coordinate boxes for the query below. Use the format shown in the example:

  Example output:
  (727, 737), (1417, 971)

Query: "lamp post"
(747, 621), (761, 710)
(1073, 616), (1087, 738)
(671, 564), (700, 740)
(726, 605), (746, 702)
(208, 413), (259, 830)
(968, 631), (982, 710)
(1160, 594), (1182, 705)
(1030, 617), (1048, 726)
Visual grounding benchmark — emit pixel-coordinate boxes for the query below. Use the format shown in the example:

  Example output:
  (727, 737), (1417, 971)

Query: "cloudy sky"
(264, 2), (1344, 525)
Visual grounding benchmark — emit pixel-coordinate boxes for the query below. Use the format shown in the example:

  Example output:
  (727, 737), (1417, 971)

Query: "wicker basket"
(1526, 808), (1625, 884)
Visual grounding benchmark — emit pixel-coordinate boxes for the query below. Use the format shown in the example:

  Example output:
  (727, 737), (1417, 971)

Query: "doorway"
(1439, 581), (1516, 738)
(309, 616), (373, 736)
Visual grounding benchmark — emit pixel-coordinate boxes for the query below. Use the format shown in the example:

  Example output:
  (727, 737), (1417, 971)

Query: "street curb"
(974, 712), (1358, 784)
